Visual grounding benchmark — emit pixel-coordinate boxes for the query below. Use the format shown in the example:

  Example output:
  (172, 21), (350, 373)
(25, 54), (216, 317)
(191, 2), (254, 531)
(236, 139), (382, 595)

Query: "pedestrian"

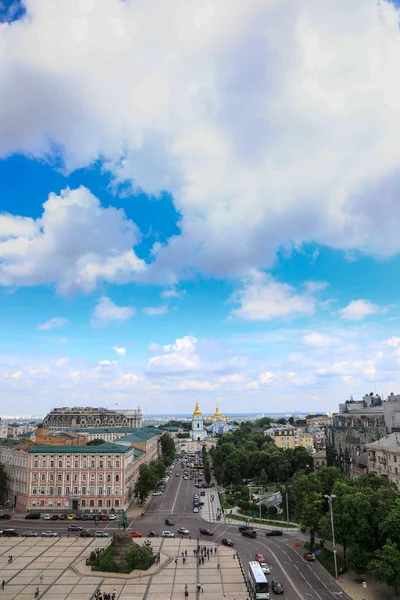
(2, 581), (5, 591)
(233, 551), (236, 559)
(185, 549), (187, 557)
(198, 557), (201, 566)
(175, 557), (178, 565)
(217, 563), (220, 570)
(184, 591), (188, 599)
(139, 573), (142, 581)
(201, 585), (204, 593)
(189, 536), (191, 541)
(197, 583), (201, 592)
(112, 590), (115, 600)
(207, 554), (209, 561)
(40, 575), (44, 584)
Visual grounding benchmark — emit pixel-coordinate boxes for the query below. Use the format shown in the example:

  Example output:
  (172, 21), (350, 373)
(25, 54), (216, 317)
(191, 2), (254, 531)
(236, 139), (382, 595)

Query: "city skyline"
(2, 1), (400, 415)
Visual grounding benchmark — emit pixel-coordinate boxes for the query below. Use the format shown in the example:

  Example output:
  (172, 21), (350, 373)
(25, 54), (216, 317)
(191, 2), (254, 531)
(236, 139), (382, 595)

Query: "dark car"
(221, 538), (234, 547)
(304, 552), (315, 562)
(81, 514), (89, 521)
(0, 514), (11, 520)
(199, 528), (213, 536)
(200, 491), (206, 496)
(271, 580), (284, 594)
(68, 524), (83, 531)
(59, 514), (68, 520)
(25, 512), (40, 519)
(101, 514), (109, 521)
(147, 530), (157, 537)
(80, 530), (94, 537)
(266, 530), (283, 537)
(242, 529), (257, 538)
(75, 514), (82, 521)
(165, 518), (174, 526)
(238, 525), (252, 533)
(2, 529), (18, 537)
(51, 514), (60, 520)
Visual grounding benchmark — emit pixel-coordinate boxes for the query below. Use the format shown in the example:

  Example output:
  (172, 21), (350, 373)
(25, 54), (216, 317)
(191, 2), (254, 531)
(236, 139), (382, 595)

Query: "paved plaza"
(0, 537), (248, 600)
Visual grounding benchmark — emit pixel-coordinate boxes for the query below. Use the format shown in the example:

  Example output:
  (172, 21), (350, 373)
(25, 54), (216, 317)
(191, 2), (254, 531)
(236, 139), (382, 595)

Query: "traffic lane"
(276, 538), (345, 600)
(260, 536), (342, 600)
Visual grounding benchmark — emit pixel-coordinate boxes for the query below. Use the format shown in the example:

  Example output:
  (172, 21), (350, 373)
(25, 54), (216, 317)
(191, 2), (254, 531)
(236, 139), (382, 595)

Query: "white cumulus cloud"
(339, 299), (382, 321)
(92, 296), (135, 326)
(142, 305), (168, 316)
(113, 346), (126, 356)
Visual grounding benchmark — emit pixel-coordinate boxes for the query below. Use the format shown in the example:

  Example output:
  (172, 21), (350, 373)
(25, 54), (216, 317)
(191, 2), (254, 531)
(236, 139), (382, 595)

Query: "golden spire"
(193, 402), (202, 416)
(214, 405), (221, 417)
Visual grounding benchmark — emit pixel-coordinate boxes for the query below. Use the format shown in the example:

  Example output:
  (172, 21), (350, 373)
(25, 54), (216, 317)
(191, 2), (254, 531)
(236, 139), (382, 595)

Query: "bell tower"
(191, 402), (206, 441)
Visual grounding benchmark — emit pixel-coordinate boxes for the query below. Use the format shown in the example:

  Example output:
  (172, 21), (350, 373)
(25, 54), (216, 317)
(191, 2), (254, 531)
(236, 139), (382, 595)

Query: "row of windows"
(33, 458), (121, 468)
(31, 486), (120, 496)
(31, 498), (121, 508)
(32, 473), (120, 483)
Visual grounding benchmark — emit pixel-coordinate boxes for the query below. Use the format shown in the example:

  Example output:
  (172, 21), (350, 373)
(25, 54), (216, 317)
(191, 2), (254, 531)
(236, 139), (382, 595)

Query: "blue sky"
(1, 0), (400, 416)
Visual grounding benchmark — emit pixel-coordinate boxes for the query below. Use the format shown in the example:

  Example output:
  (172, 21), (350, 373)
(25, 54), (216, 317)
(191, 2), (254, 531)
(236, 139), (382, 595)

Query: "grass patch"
(227, 512), (296, 528)
(304, 542), (346, 578)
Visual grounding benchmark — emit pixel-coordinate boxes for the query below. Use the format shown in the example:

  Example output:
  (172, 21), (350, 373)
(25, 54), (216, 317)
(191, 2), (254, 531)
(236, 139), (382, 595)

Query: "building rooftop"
(0, 438), (25, 447)
(29, 443), (132, 454)
(115, 430), (160, 444)
(366, 433), (400, 453)
(69, 427), (161, 435)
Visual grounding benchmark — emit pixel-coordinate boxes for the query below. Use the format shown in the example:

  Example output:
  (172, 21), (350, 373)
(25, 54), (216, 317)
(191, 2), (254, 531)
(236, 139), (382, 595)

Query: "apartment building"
(0, 439), (145, 512)
(265, 426), (314, 451)
(43, 406), (143, 430)
(366, 433), (400, 491)
(69, 427), (162, 444)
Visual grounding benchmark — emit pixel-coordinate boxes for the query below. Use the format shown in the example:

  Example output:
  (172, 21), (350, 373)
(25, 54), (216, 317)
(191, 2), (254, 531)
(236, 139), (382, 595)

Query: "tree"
(347, 544), (369, 578)
(87, 438), (106, 446)
(134, 464), (158, 502)
(370, 541), (400, 594)
(160, 433), (175, 460)
(204, 461), (211, 485)
(292, 473), (324, 549)
(0, 461), (8, 502)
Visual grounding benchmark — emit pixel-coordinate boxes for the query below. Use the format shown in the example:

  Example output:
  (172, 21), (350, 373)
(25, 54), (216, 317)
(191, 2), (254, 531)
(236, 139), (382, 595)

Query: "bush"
(268, 505), (278, 516)
(92, 542), (153, 573)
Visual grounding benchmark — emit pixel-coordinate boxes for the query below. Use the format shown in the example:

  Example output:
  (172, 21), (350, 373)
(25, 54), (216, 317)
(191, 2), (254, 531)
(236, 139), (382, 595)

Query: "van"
(25, 512), (40, 519)
(241, 529), (257, 539)
(2, 529), (19, 537)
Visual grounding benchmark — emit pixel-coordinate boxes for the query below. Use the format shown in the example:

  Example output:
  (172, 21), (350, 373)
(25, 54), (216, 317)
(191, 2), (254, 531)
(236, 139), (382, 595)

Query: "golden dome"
(193, 402), (202, 416)
(214, 405), (221, 417)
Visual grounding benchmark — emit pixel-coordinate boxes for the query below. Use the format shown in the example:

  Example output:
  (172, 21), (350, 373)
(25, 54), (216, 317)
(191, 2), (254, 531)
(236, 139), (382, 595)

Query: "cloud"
(260, 371), (274, 384)
(339, 299), (382, 321)
(147, 335), (200, 376)
(161, 287), (184, 299)
(1, 1), (400, 282)
(385, 336), (400, 347)
(37, 317), (70, 330)
(113, 346), (126, 356)
(304, 281), (329, 294)
(0, 187), (145, 294)
(142, 305), (168, 316)
(230, 271), (315, 321)
(92, 296), (135, 326)
(302, 332), (339, 348)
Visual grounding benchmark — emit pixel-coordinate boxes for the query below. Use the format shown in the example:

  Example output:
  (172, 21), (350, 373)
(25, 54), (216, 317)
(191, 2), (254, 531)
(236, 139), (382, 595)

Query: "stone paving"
(0, 537), (248, 600)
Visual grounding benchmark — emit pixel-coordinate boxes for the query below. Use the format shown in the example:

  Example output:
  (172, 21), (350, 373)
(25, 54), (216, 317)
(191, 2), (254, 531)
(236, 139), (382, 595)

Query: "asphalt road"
(1, 464), (347, 600)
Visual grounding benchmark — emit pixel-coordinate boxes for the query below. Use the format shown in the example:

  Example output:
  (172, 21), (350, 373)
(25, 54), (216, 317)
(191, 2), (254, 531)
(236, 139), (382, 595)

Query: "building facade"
(366, 433), (400, 491)
(43, 407), (143, 430)
(191, 403), (207, 442)
(265, 426), (314, 451)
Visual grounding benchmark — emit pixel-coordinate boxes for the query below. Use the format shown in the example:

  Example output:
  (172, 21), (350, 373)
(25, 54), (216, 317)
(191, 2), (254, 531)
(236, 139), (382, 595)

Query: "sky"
(1, 0), (400, 417)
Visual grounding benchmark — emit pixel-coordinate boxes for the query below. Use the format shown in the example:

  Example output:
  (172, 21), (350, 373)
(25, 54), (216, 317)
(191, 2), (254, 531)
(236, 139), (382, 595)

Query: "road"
(1, 463), (347, 600)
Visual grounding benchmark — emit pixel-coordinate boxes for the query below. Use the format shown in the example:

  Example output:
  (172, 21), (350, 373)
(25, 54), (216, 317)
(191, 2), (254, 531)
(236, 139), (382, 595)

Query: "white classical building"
(191, 403), (207, 442)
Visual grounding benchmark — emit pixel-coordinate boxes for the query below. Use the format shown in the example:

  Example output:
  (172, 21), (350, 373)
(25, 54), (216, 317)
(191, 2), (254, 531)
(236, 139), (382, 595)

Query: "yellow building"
(267, 427), (314, 451)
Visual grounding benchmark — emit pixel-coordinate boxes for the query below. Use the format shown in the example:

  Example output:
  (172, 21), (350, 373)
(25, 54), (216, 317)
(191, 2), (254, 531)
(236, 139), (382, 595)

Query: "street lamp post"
(282, 485), (289, 524)
(324, 494), (338, 579)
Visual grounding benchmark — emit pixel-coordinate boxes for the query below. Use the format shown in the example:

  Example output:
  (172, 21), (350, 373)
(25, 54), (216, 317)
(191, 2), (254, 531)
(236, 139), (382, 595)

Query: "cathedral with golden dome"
(191, 402), (207, 441)
(205, 405), (229, 422)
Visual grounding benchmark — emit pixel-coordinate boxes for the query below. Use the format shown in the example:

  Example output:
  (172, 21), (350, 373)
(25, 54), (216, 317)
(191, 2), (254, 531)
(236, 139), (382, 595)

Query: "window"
(81, 499), (86, 507)
(66, 461), (70, 468)
(395, 456), (397, 463)
(49, 487), (54, 495)
(49, 474), (54, 482)
(99, 461), (103, 468)
(65, 486), (70, 495)
(90, 500), (94, 507)
(115, 475), (120, 482)
(32, 487), (37, 495)
(34, 461), (38, 468)
(73, 487), (78, 495)
(90, 474), (95, 481)
(106, 486), (111, 496)
(40, 500), (45, 507)
(57, 487), (62, 495)
(82, 487), (86, 495)
(58, 460), (62, 468)
(74, 474), (78, 482)
(115, 500), (119, 507)
(108, 461), (112, 468)
(106, 499), (111, 507)
(107, 475), (111, 483)
(82, 461), (87, 468)
(91, 461), (95, 468)
(40, 487), (45, 495)
(98, 487), (103, 496)
(98, 499), (103, 507)
(57, 474), (62, 481)
(82, 474), (86, 481)
(74, 461), (78, 468)
(116, 461), (120, 468)
(99, 474), (103, 482)
(66, 474), (70, 482)
(90, 487), (95, 495)
(42, 460), (46, 468)
(50, 460), (54, 468)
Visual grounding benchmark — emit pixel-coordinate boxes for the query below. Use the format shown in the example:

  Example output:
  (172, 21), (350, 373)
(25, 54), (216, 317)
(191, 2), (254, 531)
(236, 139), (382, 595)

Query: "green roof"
(16, 432), (34, 438)
(115, 430), (160, 444)
(0, 438), (25, 447)
(29, 442), (132, 454)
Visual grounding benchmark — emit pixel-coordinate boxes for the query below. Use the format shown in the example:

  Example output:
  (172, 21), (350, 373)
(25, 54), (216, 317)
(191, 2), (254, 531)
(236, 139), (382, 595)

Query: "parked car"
(221, 538), (234, 547)
(176, 473), (179, 477)
(177, 527), (190, 535)
(80, 530), (94, 537)
(266, 530), (282, 537)
(271, 580), (284, 594)
(51, 515), (59, 520)
(199, 528), (213, 536)
(241, 529), (257, 538)
(165, 518), (174, 526)
(260, 562), (270, 574)
(238, 525), (252, 532)
(109, 514), (117, 521)
(161, 531), (175, 538)
(41, 531), (58, 537)
(131, 531), (142, 538)
(304, 552), (315, 562)
(95, 531), (109, 537)
(200, 491), (206, 496)
(43, 514), (51, 520)
(22, 531), (38, 537)
(81, 515), (89, 521)
(193, 507), (199, 513)
(153, 491), (162, 496)
(147, 530), (157, 537)
(2, 529), (18, 537)
(68, 524), (83, 531)
(25, 512), (40, 519)
(59, 514), (68, 520)
(75, 514), (82, 521)
(0, 514), (11, 520)
(101, 515), (109, 521)
(67, 514), (75, 520)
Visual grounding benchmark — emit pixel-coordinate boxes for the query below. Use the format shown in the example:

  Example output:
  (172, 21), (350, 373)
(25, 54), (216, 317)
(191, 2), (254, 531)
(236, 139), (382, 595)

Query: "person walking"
(184, 590), (189, 599)
(112, 590), (115, 600)
(2, 580), (5, 591)
(217, 562), (220, 570)
(196, 583), (201, 593)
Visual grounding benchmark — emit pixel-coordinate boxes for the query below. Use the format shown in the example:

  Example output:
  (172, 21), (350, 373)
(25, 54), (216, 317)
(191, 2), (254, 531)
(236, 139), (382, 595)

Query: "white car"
(178, 527), (190, 535)
(193, 507), (199, 513)
(260, 563), (270, 574)
(161, 531), (175, 538)
(41, 531), (58, 537)
(109, 514), (117, 520)
(43, 514), (51, 520)
(153, 491), (162, 496)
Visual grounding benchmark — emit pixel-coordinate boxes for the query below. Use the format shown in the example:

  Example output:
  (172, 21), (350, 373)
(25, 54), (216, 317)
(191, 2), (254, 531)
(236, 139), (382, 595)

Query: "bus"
(248, 561), (269, 599)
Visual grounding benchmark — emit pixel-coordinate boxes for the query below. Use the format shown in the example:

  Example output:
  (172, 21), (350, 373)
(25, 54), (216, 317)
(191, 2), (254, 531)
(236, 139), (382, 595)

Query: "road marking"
(258, 542), (307, 600)
(170, 476), (183, 515)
